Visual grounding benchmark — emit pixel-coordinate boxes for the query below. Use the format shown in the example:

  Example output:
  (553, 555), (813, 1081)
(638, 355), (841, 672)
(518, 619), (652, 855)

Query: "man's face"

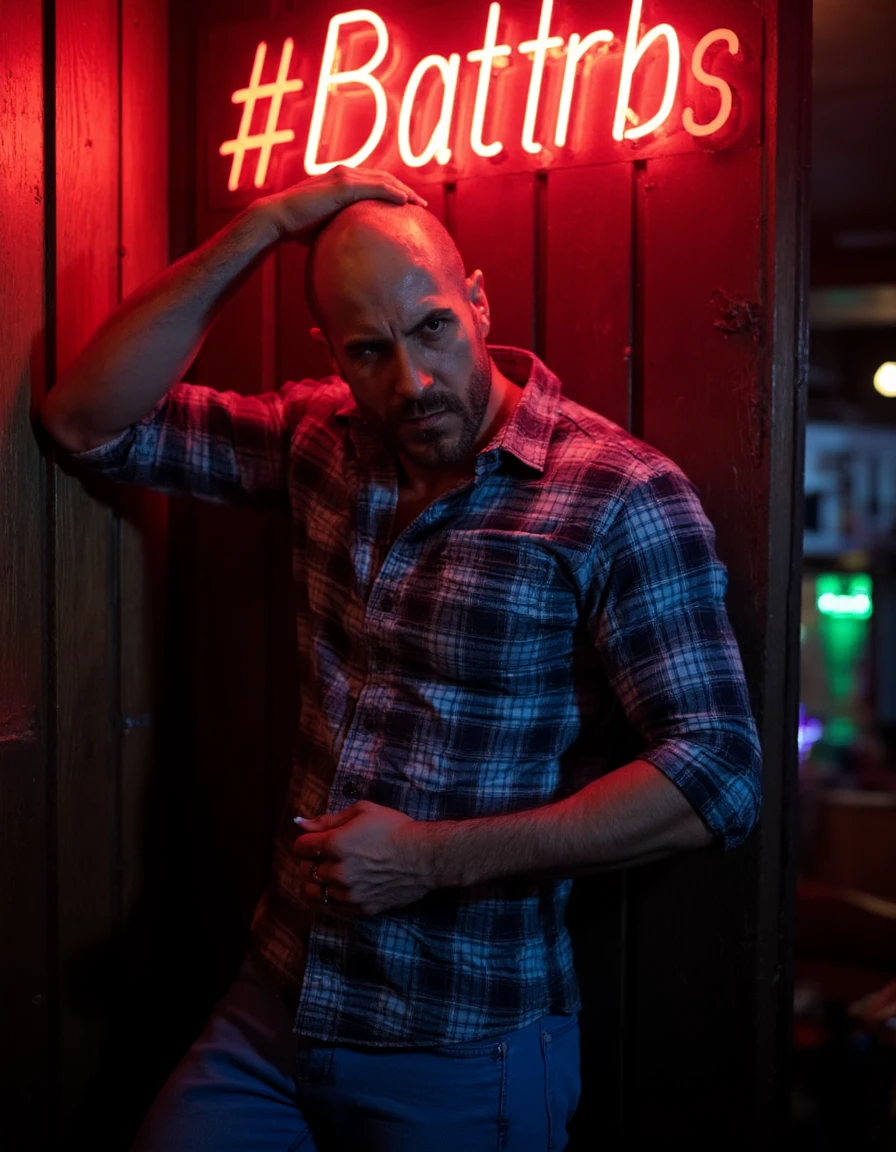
(313, 232), (492, 471)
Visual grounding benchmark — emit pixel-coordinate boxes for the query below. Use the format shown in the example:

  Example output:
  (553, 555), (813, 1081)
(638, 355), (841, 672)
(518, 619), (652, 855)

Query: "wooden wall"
(1, 0), (173, 1145)
(1, 0), (809, 1146)
(182, 1), (810, 1149)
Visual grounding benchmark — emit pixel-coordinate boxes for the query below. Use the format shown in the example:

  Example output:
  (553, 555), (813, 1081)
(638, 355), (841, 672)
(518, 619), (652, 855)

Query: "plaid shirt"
(72, 346), (761, 1047)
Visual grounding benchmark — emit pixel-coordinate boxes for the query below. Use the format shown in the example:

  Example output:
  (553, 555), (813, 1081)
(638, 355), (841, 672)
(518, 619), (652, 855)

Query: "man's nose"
(392, 346), (434, 400)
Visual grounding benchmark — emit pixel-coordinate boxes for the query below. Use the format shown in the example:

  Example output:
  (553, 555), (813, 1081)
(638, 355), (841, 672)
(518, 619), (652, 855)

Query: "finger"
(344, 183), (420, 209)
(299, 860), (348, 892)
(344, 173), (427, 208)
(294, 807), (355, 833)
(389, 177), (428, 205)
(293, 831), (334, 858)
(293, 827), (355, 860)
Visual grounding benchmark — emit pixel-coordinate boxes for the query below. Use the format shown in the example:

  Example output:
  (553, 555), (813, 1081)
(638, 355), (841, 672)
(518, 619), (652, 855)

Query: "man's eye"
(353, 345), (380, 361)
(423, 318), (447, 335)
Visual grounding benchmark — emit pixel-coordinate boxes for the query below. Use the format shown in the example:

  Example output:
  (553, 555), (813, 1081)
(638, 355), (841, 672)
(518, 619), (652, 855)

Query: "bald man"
(42, 167), (761, 1151)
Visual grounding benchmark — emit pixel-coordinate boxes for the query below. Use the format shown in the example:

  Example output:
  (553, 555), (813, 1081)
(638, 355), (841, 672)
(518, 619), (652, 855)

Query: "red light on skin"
(398, 53), (462, 167)
(219, 39), (304, 191)
(612, 0), (681, 143)
(465, 3), (512, 158)
(517, 0), (564, 155)
(305, 8), (390, 176)
(682, 29), (740, 137)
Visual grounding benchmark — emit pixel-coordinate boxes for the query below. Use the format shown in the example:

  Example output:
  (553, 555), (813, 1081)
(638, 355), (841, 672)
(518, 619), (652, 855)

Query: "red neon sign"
(207, 0), (759, 202)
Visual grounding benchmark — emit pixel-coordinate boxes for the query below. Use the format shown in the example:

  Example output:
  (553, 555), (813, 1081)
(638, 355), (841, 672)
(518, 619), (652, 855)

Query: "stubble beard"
(392, 342), (492, 470)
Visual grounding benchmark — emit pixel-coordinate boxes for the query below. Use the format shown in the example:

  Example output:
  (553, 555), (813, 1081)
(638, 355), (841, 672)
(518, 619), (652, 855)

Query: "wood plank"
(640, 148), (765, 579)
(53, 0), (120, 1126)
(626, 145), (764, 1149)
(565, 875), (628, 1150)
(543, 164), (634, 1152)
(111, 3), (174, 1135)
(544, 164), (633, 431)
(0, 4), (49, 1143)
(184, 214), (276, 992)
(120, 0), (170, 927)
(452, 173), (536, 351)
(623, 141), (791, 1149)
(754, 0), (811, 1137)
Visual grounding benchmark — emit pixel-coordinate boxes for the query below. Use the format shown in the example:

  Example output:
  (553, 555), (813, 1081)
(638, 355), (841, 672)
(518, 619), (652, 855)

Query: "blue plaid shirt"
(71, 346), (761, 1046)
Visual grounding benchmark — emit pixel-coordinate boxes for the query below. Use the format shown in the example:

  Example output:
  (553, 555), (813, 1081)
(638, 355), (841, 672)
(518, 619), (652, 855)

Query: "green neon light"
(815, 573), (873, 620)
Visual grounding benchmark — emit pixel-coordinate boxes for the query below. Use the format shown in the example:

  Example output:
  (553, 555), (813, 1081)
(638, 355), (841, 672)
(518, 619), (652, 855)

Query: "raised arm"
(40, 168), (426, 454)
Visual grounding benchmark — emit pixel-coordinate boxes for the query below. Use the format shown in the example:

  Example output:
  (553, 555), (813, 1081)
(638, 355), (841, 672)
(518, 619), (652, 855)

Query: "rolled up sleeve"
(586, 465), (762, 849)
(67, 381), (296, 506)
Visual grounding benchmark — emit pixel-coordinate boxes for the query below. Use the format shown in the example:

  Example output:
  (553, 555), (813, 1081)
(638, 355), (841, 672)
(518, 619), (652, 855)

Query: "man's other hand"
(258, 167), (427, 246)
(293, 800), (434, 917)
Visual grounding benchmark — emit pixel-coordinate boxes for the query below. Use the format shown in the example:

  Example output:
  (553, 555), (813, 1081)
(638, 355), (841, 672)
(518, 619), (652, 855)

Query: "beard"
(381, 335), (492, 469)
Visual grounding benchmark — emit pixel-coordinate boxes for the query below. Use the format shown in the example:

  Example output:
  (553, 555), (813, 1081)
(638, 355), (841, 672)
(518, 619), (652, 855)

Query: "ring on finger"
(310, 860), (322, 884)
(321, 883), (330, 906)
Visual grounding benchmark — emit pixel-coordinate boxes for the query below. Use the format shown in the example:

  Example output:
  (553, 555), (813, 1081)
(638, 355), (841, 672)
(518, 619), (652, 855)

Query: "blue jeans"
(132, 957), (581, 1151)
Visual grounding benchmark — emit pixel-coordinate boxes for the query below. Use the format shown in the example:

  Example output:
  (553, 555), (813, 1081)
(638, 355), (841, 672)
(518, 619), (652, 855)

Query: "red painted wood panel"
(544, 163), (633, 429)
(277, 244), (334, 384)
(453, 172), (536, 351)
(120, 0), (171, 927)
(541, 165), (634, 1147)
(641, 148), (765, 657)
(186, 244), (276, 987)
(624, 147), (768, 1145)
(162, 4), (805, 1147)
(116, 0), (177, 1134)
(0, 3), (49, 1143)
(53, 0), (120, 1123)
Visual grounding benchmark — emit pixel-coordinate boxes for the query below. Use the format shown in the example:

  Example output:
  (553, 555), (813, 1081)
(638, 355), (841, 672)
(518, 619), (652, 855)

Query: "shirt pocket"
(421, 536), (576, 692)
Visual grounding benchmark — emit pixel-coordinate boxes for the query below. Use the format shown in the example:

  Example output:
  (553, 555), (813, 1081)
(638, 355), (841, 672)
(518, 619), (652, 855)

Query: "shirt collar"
(334, 345), (561, 476)
(480, 346), (560, 475)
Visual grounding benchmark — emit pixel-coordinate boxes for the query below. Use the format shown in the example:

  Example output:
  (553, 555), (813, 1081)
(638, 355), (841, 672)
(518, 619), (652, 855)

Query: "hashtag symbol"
(220, 39), (305, 192)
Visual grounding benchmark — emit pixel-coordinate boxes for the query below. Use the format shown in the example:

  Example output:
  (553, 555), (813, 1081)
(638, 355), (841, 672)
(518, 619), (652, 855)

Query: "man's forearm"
(41, 202), (280, 453)
(417, 759), (714, 889)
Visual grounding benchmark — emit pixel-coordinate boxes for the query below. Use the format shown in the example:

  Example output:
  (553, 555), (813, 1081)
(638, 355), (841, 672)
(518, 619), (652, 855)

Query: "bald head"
(305, 202), (467, 333)
(299, 198), (498, 473)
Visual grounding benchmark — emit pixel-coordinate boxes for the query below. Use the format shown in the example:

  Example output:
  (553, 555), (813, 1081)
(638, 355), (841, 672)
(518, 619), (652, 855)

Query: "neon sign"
(816, 574), (873, 621)
(209, 0), (758, 200)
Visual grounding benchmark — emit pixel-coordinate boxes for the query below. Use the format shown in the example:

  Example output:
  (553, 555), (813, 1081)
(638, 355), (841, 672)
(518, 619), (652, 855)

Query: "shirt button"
(363, 712), (377, 730)
(342, 780), (359, 799)
(380, 595), (394, 612)
(319, 946), (337, 965)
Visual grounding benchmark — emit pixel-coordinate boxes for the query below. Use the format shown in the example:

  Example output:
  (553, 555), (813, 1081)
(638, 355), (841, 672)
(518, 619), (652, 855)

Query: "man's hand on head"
(257, 167), (427, 246)
(293, 800), (436, 918)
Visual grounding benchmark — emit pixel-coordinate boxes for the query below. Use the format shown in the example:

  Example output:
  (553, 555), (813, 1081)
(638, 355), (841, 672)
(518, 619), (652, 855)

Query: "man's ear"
(466, 270), (490, 338)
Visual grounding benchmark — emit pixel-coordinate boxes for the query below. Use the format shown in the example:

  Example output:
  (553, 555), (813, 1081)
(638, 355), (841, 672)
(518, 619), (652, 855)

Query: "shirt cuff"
(640, 733), (762, 850)
(65, 394), (167, 469)
(67, 425), (134, 463)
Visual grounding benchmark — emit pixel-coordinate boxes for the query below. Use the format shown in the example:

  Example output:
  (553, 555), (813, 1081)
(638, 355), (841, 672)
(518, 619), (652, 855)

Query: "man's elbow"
(40, 390), (108, 454)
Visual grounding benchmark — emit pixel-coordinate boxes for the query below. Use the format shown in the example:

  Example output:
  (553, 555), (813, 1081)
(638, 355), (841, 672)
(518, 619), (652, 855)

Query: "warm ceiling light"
(874, 361), (896, 398)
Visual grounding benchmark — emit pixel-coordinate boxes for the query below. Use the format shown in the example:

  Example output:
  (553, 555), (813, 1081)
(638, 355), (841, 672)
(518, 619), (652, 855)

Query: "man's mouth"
(402, 409), (448, 428)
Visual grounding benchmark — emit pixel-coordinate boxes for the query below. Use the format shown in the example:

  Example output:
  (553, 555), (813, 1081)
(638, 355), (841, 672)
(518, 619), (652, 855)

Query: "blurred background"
(792, 0), (896, 1146)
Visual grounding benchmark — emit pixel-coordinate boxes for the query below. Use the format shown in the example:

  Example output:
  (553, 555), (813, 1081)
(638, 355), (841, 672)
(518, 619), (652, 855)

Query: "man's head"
(305, 202), (493, 471)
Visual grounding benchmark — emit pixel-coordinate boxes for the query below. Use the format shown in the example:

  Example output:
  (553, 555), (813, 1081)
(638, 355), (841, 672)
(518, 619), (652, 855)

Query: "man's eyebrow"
(342, 308), (457, 353)
(407, 307), (456, 335)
